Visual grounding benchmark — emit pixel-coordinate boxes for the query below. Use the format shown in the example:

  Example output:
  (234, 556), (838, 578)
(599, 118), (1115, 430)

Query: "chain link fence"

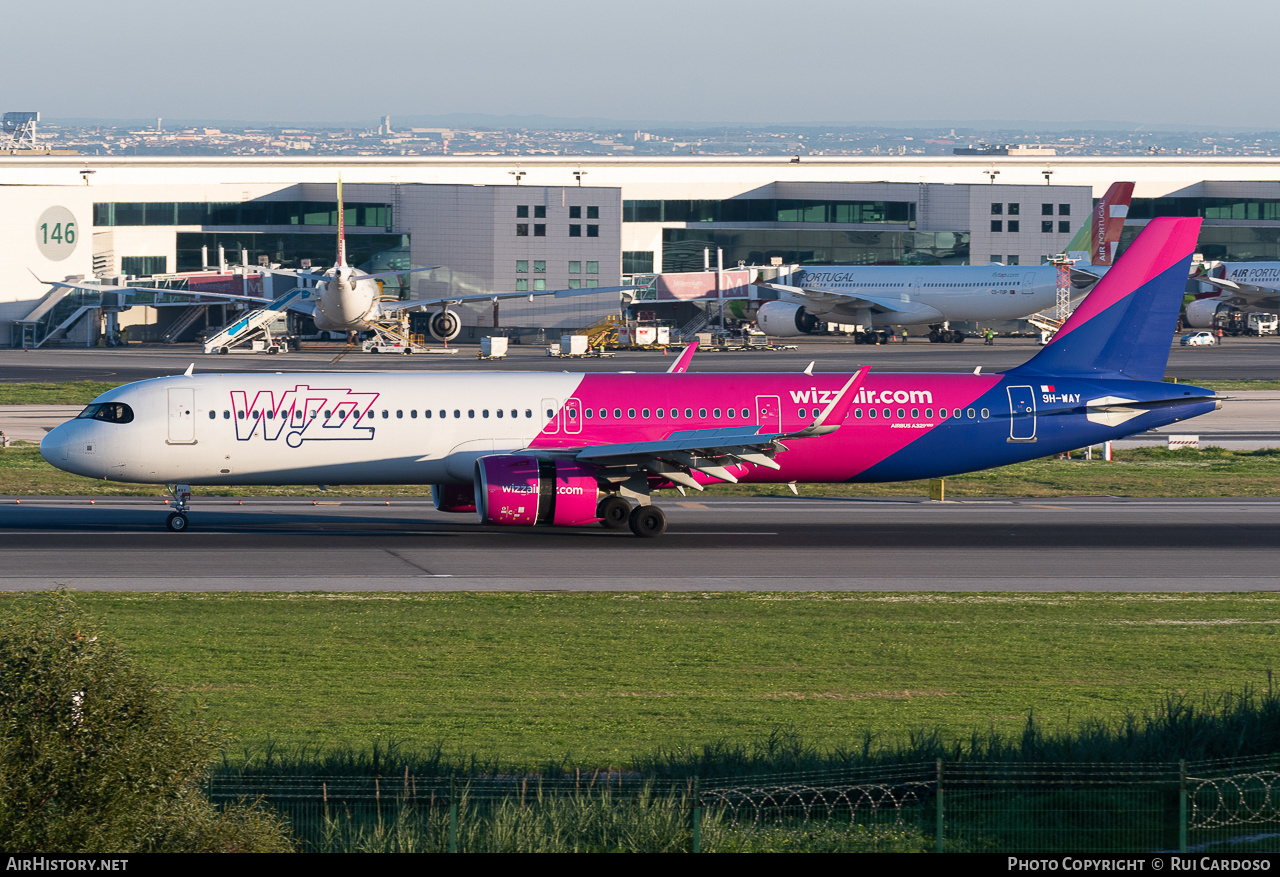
(208, 756), (1280, 853)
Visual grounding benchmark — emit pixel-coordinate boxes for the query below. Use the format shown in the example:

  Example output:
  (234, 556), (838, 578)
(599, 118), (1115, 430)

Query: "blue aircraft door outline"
(1007, 385), (1037, 442)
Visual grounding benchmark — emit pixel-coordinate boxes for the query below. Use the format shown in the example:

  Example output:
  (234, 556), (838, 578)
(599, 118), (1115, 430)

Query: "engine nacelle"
(473, 455), (600, 527)
(432, 483), (476, 513)
(427, 308), (462, 341)
(757, 301), (819, 336)
(1185, 299), (1226, 329)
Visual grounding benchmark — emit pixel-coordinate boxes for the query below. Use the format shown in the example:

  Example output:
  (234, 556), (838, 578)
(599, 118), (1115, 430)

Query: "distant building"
(3, 154), (1280, 345)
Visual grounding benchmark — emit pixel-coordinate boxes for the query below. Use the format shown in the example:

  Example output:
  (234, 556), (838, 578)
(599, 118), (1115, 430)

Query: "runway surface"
(1, 495), (1277, 593)
(2, 335), (1279, 383)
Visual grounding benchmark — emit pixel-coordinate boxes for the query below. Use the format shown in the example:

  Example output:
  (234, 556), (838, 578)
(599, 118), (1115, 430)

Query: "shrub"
(0, 591), (291, 852)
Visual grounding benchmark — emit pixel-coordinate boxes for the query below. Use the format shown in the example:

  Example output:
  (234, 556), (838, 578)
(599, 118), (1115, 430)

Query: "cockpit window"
(76, 402), (134, 424)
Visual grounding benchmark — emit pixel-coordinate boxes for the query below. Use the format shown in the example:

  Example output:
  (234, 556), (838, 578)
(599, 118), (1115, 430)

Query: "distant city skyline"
(14, 0), (1279, 129)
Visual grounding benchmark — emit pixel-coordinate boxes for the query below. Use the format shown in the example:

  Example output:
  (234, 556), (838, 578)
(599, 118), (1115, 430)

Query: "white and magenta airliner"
(42, 218), (1217, 538)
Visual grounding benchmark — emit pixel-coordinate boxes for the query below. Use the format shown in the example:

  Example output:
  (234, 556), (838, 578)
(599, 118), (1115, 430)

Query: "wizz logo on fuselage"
(230, 385), (380, 448)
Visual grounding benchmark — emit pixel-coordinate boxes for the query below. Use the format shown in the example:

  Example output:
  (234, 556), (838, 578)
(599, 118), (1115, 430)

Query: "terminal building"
(4, 154), (1280, 346)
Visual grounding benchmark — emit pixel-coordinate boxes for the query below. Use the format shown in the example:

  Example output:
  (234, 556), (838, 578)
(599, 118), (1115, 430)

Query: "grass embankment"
(0, 382), (124, 405)
(29, 592), (1280, 768)
(5, 442), (1280, 498)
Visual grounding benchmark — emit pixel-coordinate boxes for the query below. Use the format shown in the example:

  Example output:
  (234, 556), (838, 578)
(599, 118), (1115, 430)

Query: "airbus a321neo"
(42, 218), (1217, 538)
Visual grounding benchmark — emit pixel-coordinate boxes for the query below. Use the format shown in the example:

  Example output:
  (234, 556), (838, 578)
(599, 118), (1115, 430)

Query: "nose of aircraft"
(40, 420), (104, 478)
(39, 422), (69, 466)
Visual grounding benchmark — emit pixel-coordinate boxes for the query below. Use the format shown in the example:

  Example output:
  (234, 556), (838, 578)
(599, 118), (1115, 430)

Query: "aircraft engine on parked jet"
(1184, 299), (1226, 329)
(427, 308), (462, 341)
(432, 483), (476, 513)
(473, 455), (601, 527)
(756, 301), (819, 336)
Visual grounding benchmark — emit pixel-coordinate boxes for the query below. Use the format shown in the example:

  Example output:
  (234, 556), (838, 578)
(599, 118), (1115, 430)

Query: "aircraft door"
(167, 388), (196, 444)
(755, 395), (781, 433)
(564, 397), (582, 434)
(540, 397), (560, 433)
(1022, 273), (1037, 293)
(1007, 385), (1037, 442)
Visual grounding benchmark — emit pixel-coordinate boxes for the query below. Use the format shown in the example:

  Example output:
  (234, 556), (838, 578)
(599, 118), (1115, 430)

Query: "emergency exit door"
(1007, 385), (1037, 442)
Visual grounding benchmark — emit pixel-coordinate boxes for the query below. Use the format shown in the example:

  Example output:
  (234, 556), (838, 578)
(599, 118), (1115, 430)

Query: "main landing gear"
(165, 483), (192, 532)
(596, 494), (667, 538)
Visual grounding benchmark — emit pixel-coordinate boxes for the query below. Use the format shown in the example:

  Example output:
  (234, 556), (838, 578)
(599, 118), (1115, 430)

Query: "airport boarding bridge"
(12, 271), (268, 349)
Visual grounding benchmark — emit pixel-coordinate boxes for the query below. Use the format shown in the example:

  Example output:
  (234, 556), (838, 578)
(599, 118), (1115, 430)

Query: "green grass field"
(12, 591), (1274, 769)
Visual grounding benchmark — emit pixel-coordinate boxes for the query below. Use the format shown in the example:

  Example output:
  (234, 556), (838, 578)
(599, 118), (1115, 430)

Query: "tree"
(0, 591), (291, 852)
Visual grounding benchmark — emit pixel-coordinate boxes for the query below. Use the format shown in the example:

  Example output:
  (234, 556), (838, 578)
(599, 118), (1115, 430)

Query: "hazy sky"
(14, 0), (1279, 128)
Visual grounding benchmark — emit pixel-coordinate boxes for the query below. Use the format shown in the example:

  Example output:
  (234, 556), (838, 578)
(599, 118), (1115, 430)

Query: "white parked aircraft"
(1185, 262), (1280, 328)
(754, 182), (1134, 343)
(40, 179), (630, 346)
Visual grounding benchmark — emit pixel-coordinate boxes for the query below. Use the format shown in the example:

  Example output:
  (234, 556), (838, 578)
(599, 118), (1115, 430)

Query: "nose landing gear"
(165, 483), (192, 532)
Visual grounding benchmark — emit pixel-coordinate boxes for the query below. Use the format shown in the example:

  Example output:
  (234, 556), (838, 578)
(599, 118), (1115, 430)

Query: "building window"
(1042, 203), (1053, 216)
(1059, 221), (1071, 233)
(569, 225), (581, 237)
(1008, 203), (1019, 216)
(585, 279), (598, 288)
(568, 279), (581, 289)
(991, 255), (1002, 263)
(534, 224), (546, 236)
(623, 251), (654, 274)
(516, 260), (528, 273)
(516, 279), (528, 291)
(1059, 204), (1070, 215)
(534, 206), (546, 219)
(587, 225), (599, 237)
(587, 206), (599, 219)
(533, 279), (546, 291)
(991, 203), (1003, 215)
(1007, 255), (1019, 265)
(516, 224), (528, 236)
(534, 260), (546, 273)
(1008, 220), (1020, 233)
(121, 256), (167, 275)
(516, 205), (529, 218)
(1042, 221), (1054, 233)
(568, 261), (581, 273)
(586, 261), (598, 274)
(569, 206), (581, 219)
(991, 220), (1003, 232)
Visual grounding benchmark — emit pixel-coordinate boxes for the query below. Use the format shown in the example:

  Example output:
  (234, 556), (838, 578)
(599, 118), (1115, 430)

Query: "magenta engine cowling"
(432, 483), (477, 513)
(474, 455), (601, 527)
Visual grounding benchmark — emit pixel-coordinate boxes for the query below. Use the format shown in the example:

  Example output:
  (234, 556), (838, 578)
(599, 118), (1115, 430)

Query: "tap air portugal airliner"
(42, 218), (1217, 539)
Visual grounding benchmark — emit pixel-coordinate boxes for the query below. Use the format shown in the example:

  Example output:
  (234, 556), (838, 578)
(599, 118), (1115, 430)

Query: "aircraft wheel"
(628, 504), (667, 538)
(166, 512), (189, 532)
(597, 496), (631, 529)
(954, 333), (966, 343)
(928, 331), (940, 343)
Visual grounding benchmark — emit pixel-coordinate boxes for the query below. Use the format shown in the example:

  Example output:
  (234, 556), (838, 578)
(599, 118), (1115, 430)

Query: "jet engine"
(473, 455), (601, 527)
(427, 308), (462, 341)
(1184, 299), (1226, 329)
(757, 301), (819, 336)
(432, 483), (476, 513)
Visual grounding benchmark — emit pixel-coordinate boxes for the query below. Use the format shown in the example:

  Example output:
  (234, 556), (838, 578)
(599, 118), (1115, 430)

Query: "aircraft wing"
(756, 282), (945, 320)
(379, 285), (638, 314)
(533, 368), (867, 491)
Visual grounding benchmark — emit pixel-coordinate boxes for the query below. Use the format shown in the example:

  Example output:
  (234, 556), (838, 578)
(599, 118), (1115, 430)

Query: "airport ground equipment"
(478, 336), (508, 360)
(203, 288), (306, 354)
